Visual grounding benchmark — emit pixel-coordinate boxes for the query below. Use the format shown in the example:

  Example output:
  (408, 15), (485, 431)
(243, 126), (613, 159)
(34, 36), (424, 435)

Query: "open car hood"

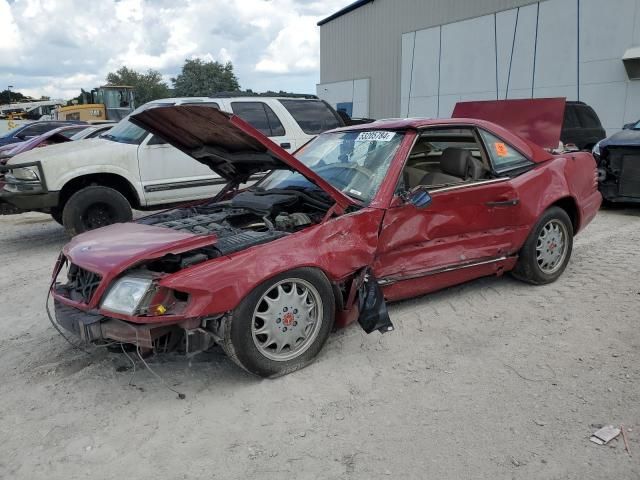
(130, 106), (356, 210)
(452, 98), (566, 150)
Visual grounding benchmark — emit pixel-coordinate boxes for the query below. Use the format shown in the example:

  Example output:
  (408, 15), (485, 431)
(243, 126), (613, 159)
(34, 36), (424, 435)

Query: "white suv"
(0, 96), (345, 235)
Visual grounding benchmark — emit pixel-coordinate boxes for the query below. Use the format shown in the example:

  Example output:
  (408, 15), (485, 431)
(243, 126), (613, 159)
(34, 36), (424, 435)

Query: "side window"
(19, 123), (51, 137)
(264, 105), (285, 136)
(279, 99), (342, 134)
(231, 102), (284, 137)
(60, 127), (86, 138)
(479, 130), (532, 172)
(576, 106), (601, 129)
(563, 107), (579, 130)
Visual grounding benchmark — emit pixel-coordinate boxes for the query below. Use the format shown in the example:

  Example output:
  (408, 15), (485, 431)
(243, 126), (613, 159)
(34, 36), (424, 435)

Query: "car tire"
(62, 186), (132, 236)
(50, 207), (63, 225)
(219, 267), (335, 378)
(511, 206), (574, 285)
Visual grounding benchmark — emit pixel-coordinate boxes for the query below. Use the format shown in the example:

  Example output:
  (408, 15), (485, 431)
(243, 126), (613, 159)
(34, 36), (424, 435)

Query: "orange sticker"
(494, 142), (509, 157)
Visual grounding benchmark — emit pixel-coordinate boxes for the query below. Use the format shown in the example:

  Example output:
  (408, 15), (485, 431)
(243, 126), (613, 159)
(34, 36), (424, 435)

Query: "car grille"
(64, 263), (102, 304)
(620, 154), (640, 197)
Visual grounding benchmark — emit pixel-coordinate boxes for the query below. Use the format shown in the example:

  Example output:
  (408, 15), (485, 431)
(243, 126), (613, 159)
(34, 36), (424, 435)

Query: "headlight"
(10, 166), (40, 181)
(592, 141), (601, 156)
(101, 276), (153, 315)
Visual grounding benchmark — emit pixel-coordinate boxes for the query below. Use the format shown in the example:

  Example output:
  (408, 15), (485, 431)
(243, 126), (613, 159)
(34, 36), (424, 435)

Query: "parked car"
(69, 124), (114, 140)
(593, 119), (640, 203)
(0, 120), (86, 147)
(0, 124), (89, 161)
(0, 96), (345, 234)
(0, 125), (90, 194)
(49, 101), (601, 377)
(561, 101), (606, 150)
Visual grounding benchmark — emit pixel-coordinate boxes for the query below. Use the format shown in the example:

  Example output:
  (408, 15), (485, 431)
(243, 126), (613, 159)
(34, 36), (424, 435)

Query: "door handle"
(486, 199), (519, 207)
(280, 142), (291, 149)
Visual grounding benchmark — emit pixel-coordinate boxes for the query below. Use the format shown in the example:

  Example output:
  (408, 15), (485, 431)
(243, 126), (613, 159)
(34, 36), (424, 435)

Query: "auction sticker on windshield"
(356, 131), (396, 142)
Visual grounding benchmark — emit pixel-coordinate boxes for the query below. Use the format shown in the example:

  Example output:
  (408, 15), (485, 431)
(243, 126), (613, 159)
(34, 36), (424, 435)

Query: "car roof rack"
(208, 91), (319, 99)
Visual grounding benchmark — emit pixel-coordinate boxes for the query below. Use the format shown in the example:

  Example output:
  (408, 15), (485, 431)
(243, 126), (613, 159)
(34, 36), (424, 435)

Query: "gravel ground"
(0, 208), (639, 479)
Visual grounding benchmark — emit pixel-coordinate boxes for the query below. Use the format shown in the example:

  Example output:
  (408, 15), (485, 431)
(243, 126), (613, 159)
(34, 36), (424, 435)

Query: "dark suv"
(561, 101), (606, 151)
(0, 120), (86, 147)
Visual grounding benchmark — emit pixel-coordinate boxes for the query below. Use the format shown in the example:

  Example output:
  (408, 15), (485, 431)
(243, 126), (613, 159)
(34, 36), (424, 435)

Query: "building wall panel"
(320, 0), (640, 133)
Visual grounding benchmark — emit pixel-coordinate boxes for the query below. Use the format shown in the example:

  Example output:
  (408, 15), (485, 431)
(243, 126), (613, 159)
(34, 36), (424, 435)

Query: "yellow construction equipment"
(56, 85), (135, 122)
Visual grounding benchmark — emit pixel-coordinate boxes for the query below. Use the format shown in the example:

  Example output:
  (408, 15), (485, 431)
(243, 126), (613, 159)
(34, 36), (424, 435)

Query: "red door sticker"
(494, 142), (509, 157)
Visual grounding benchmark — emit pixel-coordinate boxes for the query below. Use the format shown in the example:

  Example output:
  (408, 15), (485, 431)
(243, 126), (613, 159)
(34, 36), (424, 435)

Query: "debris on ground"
(621, 425), (632, 456)
(590, 425), (621, 445)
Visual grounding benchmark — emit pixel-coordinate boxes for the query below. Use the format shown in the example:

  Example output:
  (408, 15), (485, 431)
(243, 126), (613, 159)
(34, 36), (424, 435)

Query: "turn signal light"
(153, 304), (168, 316)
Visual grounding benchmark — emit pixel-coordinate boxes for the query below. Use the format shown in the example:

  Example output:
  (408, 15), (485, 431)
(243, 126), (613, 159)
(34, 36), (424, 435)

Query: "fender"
(159, 208), (386, 319)
(56, 166), (144, 206)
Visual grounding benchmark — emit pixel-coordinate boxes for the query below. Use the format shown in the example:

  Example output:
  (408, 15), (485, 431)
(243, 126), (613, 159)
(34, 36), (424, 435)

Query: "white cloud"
(0, 0), (351, 99)
(255, 15), (320, 74)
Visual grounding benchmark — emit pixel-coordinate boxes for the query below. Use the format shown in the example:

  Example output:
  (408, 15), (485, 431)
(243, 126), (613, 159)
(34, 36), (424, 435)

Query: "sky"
(0, 0), (352, 100)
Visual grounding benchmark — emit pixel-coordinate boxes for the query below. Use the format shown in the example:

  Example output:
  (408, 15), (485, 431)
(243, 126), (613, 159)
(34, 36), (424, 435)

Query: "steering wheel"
(314, 163), (375, 188)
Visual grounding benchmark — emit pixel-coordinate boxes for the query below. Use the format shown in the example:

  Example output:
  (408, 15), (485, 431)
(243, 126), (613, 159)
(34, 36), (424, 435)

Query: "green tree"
(106, 66), (171, 105)
(0, 89), (28, 104)
(172, 59), (240, 97)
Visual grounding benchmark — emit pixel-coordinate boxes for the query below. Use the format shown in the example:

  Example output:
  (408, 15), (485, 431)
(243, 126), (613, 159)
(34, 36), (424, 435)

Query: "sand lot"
(0, 208), (638, 479)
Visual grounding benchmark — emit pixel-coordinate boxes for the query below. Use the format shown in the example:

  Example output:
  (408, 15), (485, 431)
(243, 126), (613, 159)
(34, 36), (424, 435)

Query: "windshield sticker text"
(356, 131), (396, 142)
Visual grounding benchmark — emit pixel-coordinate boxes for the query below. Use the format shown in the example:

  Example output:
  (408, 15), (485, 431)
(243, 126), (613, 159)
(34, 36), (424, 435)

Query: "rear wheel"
(511, 207), (573, 285)
(62, 186), (132, 236)
(219, 268), (335, 378)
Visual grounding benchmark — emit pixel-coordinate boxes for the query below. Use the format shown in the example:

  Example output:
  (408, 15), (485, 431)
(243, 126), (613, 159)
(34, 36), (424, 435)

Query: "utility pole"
(7, 85), (13, 107)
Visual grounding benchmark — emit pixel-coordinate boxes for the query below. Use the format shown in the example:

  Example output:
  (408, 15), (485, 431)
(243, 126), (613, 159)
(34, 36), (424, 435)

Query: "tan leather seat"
(420, 148), (486, 186)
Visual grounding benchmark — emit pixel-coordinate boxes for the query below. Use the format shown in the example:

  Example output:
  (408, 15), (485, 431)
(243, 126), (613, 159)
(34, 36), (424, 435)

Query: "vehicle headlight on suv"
(101, 276), (153, 315)
(592, 141), (601, 157)
(10, 166), (40, 181)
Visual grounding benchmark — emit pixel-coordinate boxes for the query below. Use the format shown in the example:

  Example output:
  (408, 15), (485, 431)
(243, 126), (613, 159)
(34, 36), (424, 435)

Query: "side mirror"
(406, 187), (432, 209)
(15, 133), (26, 140)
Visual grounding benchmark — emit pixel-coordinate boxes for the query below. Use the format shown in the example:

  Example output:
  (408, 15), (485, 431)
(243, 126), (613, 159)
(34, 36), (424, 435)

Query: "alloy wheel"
(251, 278), (323, 362)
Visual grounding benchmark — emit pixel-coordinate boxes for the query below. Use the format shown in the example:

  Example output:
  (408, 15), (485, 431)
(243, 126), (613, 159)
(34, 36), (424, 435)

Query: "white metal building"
(317, 0), (640, 133)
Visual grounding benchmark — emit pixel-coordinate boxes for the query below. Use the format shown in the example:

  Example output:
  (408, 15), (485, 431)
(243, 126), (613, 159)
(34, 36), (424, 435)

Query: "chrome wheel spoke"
(535, 219), (569, 275)
(251, 278), (323, 362)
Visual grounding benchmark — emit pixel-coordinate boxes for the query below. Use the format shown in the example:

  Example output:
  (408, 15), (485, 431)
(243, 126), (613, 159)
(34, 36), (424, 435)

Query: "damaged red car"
(50, 99), (601, 377)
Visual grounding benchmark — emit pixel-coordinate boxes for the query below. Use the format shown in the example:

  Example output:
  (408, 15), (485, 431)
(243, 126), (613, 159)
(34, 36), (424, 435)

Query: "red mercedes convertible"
(50, 98), (601, 377)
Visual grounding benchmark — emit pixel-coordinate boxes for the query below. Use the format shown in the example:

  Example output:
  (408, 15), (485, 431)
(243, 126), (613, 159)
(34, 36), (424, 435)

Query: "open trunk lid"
(453, 98), (566, 150)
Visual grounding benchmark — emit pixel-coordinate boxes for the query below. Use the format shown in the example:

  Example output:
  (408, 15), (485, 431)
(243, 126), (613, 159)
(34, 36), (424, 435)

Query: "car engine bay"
(137, 189), (331, 273)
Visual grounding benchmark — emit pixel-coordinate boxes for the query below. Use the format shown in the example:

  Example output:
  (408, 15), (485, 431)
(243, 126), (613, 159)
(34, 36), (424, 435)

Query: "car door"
(228, 100), (294, 152)
(137, 102), (225, 205)
(373, 127), (525, 300)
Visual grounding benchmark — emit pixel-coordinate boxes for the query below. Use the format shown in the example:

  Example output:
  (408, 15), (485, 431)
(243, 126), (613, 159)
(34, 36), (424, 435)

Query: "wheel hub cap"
(536, 219), (568, 274)
(251, 279), (323, 362)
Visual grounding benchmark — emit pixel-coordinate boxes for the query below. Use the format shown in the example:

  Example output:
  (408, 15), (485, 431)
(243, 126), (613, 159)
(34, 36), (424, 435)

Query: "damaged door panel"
(373, 179), (521, 301)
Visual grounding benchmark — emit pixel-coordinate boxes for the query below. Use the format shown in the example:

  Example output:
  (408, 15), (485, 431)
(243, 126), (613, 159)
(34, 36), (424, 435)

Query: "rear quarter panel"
(511, 151), (600, 247)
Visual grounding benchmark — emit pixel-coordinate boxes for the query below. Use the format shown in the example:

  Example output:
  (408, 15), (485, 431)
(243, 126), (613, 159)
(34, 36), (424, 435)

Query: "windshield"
(258, 130), (405, 204)
(102, 102), (170, 144)
(633, 121), (640, 130)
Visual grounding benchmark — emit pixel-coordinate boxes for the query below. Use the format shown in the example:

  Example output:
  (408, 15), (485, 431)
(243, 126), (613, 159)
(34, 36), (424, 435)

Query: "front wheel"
(62, 186), (132, 236)
(511, 207), (574, 285)
(219, 268), (335, 378)
(50, 207), (63, 225)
